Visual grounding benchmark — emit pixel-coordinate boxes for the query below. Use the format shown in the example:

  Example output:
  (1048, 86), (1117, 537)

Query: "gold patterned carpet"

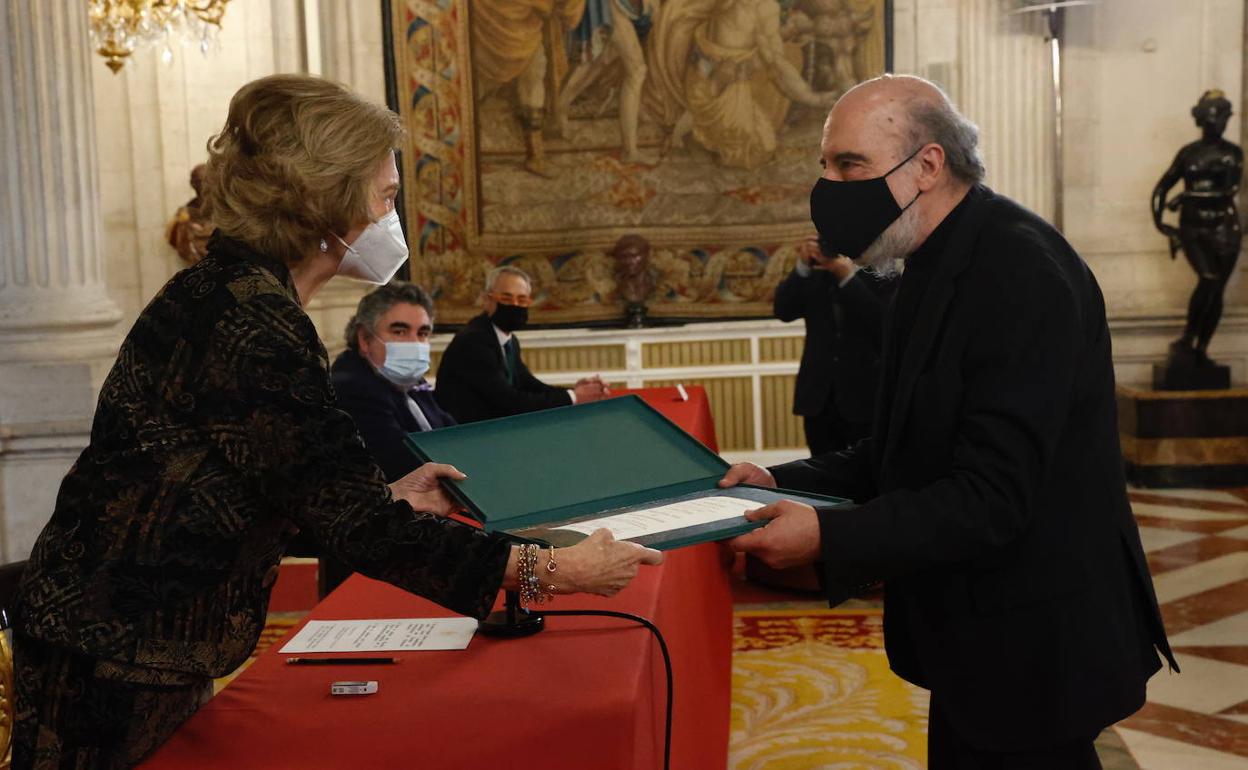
(730, 609), (928, 770)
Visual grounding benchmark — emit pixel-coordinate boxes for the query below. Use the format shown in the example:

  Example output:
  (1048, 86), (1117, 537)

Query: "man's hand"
(797, 238), (853, 279)
(574, 375), (610, 403)
(727, 500), (821, 569)
(797, 236), (824, 268)
(389, 462), (467, 517)
(718, 462), (776, 489)
(824, 255), (855, 281)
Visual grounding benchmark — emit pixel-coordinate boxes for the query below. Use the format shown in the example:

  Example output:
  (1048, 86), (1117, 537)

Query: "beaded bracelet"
(517, 543), (556, 607)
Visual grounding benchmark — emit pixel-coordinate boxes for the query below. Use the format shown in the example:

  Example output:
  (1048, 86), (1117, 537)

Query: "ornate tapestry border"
(387, 0), (890, 325)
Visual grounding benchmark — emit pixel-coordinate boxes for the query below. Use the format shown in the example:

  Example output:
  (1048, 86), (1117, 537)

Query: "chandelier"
(88, 1), (231, 73)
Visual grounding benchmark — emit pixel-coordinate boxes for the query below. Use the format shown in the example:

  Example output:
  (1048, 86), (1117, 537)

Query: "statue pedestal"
(1152, 362), (1231, 390)
(1118, 384), (1248, 487)
(623, 302), (648, 329)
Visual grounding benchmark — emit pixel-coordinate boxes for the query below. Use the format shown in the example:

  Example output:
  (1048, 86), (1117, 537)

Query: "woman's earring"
(319, 238), (329, 253)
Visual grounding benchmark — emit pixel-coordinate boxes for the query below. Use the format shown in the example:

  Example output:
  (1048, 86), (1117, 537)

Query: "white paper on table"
(551, 494), (762, 541)
(278, 617), (478, 654)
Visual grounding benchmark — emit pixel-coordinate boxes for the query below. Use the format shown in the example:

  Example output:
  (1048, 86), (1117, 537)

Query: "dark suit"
(331, 348), (456, 483)
(435, 312), (570, 423)
(771, 187), (1176, 755)
(774, 265), (895, 454)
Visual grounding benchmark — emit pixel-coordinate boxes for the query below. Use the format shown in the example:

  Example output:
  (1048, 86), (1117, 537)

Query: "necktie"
(406, 393), (434, 432)
(503, 338), (518, 385)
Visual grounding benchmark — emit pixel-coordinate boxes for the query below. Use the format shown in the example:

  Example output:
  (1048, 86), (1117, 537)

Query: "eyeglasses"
(489, 292), (532, 308)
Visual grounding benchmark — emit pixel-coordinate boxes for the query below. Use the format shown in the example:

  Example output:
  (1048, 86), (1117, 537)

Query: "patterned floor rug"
(729, 606), (1140, 770)
(730, 609), (928, 769)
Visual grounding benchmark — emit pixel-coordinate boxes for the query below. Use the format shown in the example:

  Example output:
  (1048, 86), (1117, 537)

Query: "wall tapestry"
(389, 0), (890, 325)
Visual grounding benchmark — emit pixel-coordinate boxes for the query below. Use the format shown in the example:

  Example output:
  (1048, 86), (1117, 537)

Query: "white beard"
(856, 202), (922, 278)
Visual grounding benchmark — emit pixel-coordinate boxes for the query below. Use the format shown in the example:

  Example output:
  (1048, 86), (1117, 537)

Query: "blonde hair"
(206, 74), (403, 265)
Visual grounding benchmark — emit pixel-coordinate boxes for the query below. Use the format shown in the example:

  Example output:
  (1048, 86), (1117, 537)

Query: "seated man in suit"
(323, 281), (457, 595)
(332, 281), (456, 482)
(436, 266), (609, 423)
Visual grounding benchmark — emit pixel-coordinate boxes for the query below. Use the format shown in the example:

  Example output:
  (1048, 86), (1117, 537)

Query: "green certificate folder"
(403, 396), (848, 550)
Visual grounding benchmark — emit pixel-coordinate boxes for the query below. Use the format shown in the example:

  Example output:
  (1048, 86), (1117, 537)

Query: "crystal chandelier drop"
(88, 1), (232, 73)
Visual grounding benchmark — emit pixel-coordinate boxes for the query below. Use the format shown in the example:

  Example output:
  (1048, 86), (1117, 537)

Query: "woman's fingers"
(633, 544), (664, 566)
(421, 462), (466, 481)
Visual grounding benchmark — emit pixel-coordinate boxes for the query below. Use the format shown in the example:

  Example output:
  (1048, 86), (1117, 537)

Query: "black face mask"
(490, 302), (528, 333)
(809, 148), (922, 259)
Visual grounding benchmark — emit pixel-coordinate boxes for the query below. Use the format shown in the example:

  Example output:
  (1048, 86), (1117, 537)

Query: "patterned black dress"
(12, 234), (511, 768)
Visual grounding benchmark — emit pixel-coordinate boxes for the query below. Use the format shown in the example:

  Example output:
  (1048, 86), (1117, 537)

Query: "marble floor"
(1113, 487), (1248, 770)
(728, 487), (1248, 769)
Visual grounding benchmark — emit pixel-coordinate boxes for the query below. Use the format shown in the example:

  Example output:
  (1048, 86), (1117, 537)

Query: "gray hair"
(484, 265), (532, 293)
(905, 87), (986, 185)
(344, 280), (436, 352)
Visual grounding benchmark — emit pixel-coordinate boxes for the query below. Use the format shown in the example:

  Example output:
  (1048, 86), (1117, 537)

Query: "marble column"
(956, 0), (1056, 223)
(0, 1), (122, 560)
(304, 0), (389, 348)
(1241, 0), (1248, 236)
(317, 0), (387, 104)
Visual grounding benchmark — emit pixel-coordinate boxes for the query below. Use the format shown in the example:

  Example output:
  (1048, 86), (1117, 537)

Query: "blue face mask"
(376, 341), (431, 388)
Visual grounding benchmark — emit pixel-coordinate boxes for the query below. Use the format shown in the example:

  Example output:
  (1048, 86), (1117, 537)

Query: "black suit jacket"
(435, 313), (571, 423)
(330, 349), (456, 482)
(771, 187), (1176, 751)
(774, 266), (895, 418)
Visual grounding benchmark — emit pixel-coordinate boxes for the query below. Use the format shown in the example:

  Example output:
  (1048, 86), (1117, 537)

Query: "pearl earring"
(319, 238), (329, 253)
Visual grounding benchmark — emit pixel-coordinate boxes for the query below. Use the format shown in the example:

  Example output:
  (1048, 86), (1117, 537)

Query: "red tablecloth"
(615, 385), (718, 454)
(144, 386), (731, 770)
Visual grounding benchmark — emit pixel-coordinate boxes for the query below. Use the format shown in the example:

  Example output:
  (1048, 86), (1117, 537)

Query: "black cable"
(536, 609), (673, 770)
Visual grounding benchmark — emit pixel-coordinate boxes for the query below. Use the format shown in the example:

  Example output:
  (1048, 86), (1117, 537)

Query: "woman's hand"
(388, 462), (467, 517)
(548, 530), (664, 597)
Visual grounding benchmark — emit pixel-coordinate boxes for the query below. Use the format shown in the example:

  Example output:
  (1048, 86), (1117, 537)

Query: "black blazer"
(774, 266), (895, 419)
(771, 187), (1176, 751)
(435, 313), (571, 423)
(330, 348), (456, 482)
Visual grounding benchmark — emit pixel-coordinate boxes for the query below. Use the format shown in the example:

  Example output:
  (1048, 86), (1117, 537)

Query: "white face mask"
(376, 340), (431, 388)
(335, 209), (409, 285)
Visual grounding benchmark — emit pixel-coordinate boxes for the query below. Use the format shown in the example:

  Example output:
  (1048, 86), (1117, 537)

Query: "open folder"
(404, 396), (849, 550)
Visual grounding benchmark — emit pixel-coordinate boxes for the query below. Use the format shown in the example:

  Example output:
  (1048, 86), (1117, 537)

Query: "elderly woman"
(12, 74), (661, 768)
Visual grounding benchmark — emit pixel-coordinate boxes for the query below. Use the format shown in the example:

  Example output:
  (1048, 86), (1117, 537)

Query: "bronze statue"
(166, 163), (213, 264)
(1151, 90), (1243, 386)
(612, 233), (655, 327)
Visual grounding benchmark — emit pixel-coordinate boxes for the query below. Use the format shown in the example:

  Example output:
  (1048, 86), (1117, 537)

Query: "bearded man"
(721, 74), (1176, 768)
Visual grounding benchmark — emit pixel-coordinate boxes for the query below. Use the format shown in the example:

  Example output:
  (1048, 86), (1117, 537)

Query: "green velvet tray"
(403, 396), (848, 550)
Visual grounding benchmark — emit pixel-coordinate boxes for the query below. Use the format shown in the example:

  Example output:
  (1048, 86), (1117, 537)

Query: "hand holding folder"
(389, 462), (468, 517)
(403, 397), (849, 551)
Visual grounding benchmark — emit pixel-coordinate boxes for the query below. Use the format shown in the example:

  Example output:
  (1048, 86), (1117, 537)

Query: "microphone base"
(477, 591), (545, 638)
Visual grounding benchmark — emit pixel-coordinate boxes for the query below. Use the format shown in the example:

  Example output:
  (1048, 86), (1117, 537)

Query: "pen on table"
(285, 656), (399, 665)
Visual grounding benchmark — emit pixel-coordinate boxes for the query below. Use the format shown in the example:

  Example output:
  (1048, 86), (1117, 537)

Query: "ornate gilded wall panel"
(644, 376), (754, 451)
(759, 336), (804, 363)
(642, 339), (750, 369)
(761, 374), (804, 449)
(523, 345), (627, 372)
(431, 343), (623, 378)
